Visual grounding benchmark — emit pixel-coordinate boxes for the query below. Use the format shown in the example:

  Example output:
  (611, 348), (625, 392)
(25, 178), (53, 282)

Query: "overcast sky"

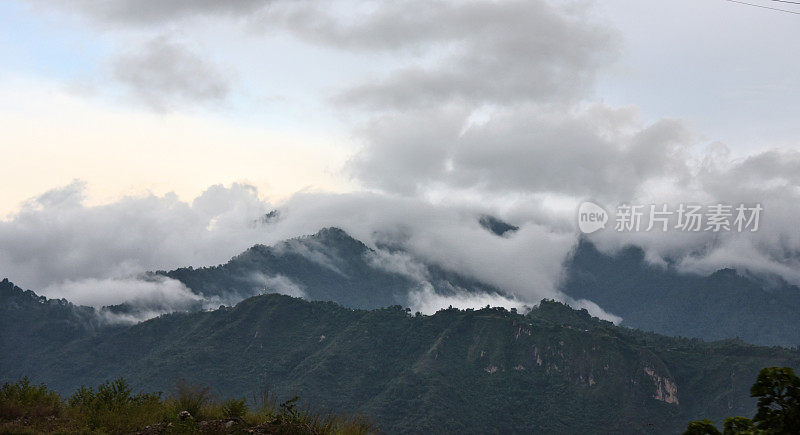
(2, 0), (798, 211)
(2, 0), (799, 315)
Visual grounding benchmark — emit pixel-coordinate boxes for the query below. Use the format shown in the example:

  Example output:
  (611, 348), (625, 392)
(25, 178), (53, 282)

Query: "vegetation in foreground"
(0, 377), (373, 434)
(685, 367), (800, 434)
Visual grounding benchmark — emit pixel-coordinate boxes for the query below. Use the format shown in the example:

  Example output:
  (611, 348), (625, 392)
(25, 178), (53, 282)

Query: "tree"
(685, 419), (721, 435)
(750, 367), (800, 433)
(723, 416), (755, 434)
(685, 367), (800, 434)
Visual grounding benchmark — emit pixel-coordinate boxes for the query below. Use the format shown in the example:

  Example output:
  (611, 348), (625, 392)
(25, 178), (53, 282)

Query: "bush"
(222, 397), (248, 420)
(67, 378), (164, 432)
(173, 379), (211, 415)
(1, 377), (374, 434)
(0, 377), (61, 419)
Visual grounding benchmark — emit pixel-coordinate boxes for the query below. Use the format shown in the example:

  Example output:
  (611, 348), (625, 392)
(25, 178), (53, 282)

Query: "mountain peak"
(479, 215), (519, 237)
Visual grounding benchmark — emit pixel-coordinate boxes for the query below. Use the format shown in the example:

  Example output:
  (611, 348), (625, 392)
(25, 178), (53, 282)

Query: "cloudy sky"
(2, 0), (800, 315)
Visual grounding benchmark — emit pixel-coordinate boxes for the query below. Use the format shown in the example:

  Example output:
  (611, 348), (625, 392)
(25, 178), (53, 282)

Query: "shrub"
(222, 397), (248, 420)
(67, 378), (164, 432)
(95, 378), (132, 411)
(1, 377), (375, 434)
(0, 377), (61, 419)
(172, 379), (211, 418)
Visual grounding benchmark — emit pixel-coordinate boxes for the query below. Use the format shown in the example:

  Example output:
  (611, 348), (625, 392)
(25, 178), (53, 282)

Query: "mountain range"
(3, 278), (800, 433)
(151, 225), (800, 347)
(3, 225), (800, 433)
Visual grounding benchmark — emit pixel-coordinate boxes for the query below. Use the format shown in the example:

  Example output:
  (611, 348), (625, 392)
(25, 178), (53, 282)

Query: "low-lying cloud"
(0, 181), (271, 292)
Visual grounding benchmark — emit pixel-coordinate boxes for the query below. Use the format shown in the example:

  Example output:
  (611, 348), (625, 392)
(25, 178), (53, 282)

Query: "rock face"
(645, 366), (679, 405)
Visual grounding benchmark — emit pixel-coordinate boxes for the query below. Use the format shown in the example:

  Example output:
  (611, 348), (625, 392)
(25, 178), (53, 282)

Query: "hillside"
(157, 227), (508, 311)
(154, 227), (800, 347)
(3, 283), (800, 434)
(562, 239), (800, 346)
(0, 278), (106, 375)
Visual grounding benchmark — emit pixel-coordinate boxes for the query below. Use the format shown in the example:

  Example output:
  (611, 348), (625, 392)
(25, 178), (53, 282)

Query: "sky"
(1, 0), (800, 318)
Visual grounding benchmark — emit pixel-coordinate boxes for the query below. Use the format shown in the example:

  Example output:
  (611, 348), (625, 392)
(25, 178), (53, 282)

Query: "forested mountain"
(3, 282), (800, 434)
(156, 227), (508, 310)
(562, 239), (800, 346)
(4, 227), (800, 432)
(0, 278), (106, 375)
(154, 226), (800, 347)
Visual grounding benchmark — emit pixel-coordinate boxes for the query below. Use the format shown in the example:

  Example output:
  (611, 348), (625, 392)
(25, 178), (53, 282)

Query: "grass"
(0, 377), (374, 434)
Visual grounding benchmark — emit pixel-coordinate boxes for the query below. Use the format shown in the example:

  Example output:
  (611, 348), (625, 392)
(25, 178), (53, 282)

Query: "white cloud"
(43, 276), (200, 309)
(0, 181), (271, 291)
(252, 272), (307, 299)
(407, 282), (529, 315)
(567, 298), (622, 325)
(365, 249), (430, 283)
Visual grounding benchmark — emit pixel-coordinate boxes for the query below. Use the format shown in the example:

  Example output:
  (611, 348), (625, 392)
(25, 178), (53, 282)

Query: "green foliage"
(96, 378), (133, 410)
(66, 378), (164, 432)
(723, 416), (756, 434)
(275, 396), (301, 425)
(5, 280), (800, 433)
(0, 377), (61, 419)
(173, 379), (211, 419)
(685, 419), (721, 435)
(0, 378), (373, 434)
(221, 397), (248, 420)
(751, 367), (800, 432)
(686, 367), (800, 434)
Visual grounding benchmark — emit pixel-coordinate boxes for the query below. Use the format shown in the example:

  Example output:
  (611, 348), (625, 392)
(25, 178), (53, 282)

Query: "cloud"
(43, 276), (203, 324)
(276, 0), (800, 288)
(273, 238), (348, 277)
(262, 191), (578, 304)
(0, 181), (271, 292)
(406, 282), (622, 324)
(111, 37), (230, 110)
(0, 182), (582, 313)
(263, 274), (306, 298)
(567, 298), (622, 325)
(349, 104), (693, 199)
(407, 282), (528, 315)
(7, 0), (800, 322)
(577, 145), (800, 282)
(365, 249), (430, 283)
(3, 174), (800, 326)
(263, 0), (616, 109)
(25, 0), (268, 26)
(42, 276), (199, 309)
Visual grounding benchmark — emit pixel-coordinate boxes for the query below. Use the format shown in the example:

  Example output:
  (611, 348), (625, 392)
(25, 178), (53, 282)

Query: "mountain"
(156, 227), (800, 347)
(157, 227), (509, 311)
(561, 239), (800, 347)
(478, 214), (519, 237)
(0, 278), (105, 375)
(3, 286), (800, 434)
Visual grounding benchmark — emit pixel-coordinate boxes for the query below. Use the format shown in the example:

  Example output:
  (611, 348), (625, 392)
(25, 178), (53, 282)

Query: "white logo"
(578, 201), (608, 234)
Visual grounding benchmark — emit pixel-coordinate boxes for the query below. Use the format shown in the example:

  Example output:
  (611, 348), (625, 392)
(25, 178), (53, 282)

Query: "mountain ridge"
(3, 286), (800, 433)
(563, 238), (800, 346)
